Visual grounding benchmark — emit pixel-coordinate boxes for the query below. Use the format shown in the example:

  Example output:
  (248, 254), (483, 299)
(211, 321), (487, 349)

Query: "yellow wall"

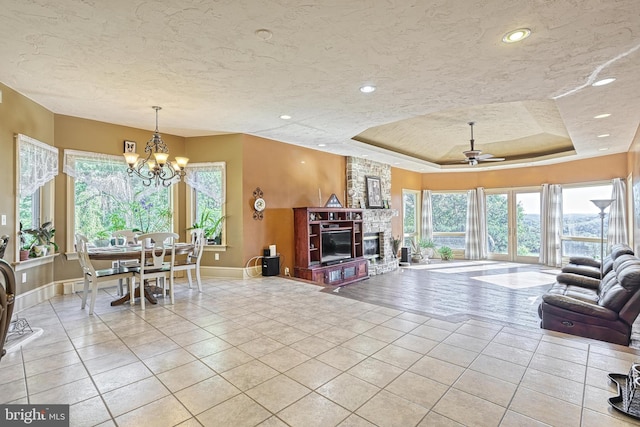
(421, 154), (628, 190)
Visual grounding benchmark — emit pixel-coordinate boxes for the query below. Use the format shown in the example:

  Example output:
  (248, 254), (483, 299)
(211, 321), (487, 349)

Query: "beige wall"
(0, 83), (55, 291)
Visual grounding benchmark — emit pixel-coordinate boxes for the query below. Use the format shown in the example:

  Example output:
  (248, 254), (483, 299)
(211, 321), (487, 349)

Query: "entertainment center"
(293, 207), (369, 286)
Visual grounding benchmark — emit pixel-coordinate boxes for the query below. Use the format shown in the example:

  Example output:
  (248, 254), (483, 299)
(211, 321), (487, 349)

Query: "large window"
(562, 183), (613, 259)
(17, 134), (58, 260)
(431, 192), (467, 249)
(185, 162), (226, 245)
(64, 150), (173, 244)
(402, 190), (419, 247)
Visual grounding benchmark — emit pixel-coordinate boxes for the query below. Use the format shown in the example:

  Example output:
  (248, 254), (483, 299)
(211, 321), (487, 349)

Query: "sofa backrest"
(598, 254), (640, 314)
(601, 244), (636, 277)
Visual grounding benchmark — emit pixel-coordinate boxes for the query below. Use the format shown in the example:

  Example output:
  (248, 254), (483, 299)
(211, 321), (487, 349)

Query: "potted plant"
(189, 209), (225, 245)
(391, 236), (402, 258)
(410, 240), (424, 263)
(438, 245), (454, 261)
(18, 222), (32, 260)
(418, 238), (436, 260)
(24, 221), (57, 257)
(94, 230), (111, 247)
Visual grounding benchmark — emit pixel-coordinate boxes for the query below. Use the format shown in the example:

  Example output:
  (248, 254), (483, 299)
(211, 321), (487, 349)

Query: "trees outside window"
(402, 190), (419, 248)
(431, 192), (467, 249)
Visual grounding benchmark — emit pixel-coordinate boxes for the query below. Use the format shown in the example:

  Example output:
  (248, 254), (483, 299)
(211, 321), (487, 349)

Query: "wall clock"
(253, 187), (265, 220)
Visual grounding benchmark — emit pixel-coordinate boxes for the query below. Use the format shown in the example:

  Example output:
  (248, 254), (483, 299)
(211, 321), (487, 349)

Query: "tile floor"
(2, 275), (640, 426)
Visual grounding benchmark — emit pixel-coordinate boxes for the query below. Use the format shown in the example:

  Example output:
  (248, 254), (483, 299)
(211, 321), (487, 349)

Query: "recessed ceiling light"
(254, 29), (273, 41)
(592, 78), (616, 87)
(502, 28), (531, 43)
(300, 160), (305, 164)
(318, 143), (326, 147)
(279, 114), (291, 120)
(597, 133), (610, 138)
(594, 113), (611, 119)
(599, 147), (609, 151)
(360, 85), (376, 93)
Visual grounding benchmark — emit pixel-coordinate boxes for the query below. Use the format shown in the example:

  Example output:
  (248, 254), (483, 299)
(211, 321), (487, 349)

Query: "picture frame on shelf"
(365, 176), (383, 208)
(124, 140), (136, 153)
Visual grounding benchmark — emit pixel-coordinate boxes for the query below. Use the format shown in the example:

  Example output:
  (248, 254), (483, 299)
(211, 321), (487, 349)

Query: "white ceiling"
(1, 0), (639, 172)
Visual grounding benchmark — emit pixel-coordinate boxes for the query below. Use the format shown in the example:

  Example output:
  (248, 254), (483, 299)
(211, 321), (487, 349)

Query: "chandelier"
(123, 106), (189, 187)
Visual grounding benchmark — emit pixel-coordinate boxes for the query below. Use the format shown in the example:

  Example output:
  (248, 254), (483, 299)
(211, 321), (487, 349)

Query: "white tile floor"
(2, 275), (640, 426)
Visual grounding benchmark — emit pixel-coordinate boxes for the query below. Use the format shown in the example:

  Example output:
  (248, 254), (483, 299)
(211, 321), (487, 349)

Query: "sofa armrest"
(568, 256), (601, 268)
(541, 294), (618, 321)
(556, 273), (601, 289)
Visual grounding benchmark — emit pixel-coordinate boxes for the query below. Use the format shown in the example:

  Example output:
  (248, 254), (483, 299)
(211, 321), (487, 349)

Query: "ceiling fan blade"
(478, 157), (505, 162)
(477, 153), (494, 160)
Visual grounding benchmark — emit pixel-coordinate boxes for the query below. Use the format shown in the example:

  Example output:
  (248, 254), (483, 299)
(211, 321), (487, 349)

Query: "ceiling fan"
(459, 121), (505, 166)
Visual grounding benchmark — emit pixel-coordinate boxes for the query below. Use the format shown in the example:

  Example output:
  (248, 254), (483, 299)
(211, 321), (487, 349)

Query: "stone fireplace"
(345, 157), (398, 275)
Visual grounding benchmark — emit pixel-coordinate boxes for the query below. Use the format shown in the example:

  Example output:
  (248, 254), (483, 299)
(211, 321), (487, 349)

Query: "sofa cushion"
(545, 282), (599, 303)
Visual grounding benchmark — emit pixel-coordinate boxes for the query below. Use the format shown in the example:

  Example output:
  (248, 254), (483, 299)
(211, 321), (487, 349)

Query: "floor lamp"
(590, 199), (614, 279)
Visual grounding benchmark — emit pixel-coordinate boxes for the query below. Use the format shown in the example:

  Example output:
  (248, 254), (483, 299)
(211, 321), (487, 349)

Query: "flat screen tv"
(322, 230), (352, 264)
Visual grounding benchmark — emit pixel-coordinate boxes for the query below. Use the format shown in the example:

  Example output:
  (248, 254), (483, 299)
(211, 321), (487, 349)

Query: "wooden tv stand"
(293, 207), (368, 286)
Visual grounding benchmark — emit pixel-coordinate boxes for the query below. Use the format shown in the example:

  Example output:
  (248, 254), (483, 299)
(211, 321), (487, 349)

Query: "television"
(321, 230), (352, 264)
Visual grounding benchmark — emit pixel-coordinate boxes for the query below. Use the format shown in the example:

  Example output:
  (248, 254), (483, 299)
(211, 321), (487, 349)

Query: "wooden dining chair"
(111, 229), (141, 295)
(132, 232), (178, 310)
(0, 259), (16, 360)
(75, 234), (134, 315)
(173, 228), (205, 292)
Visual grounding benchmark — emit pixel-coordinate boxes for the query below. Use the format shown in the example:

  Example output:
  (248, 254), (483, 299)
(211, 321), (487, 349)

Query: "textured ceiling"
(1, 0), (639, 172)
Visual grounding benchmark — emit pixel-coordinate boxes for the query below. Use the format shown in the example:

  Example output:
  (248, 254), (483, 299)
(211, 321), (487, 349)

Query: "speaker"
(263, 248), (271, 257)
(262, 256), (280, 276)
(400, 247), (410, 263)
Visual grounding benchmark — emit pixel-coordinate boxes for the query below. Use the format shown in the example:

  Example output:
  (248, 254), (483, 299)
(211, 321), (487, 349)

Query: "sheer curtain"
(465, 187), (487, 259)
(607, 178), (628, 248)
(184, 162), (226, 204)
(421, 190), (433, 240)
(539, 184), (563, 267)
(18, 134), (59, 196)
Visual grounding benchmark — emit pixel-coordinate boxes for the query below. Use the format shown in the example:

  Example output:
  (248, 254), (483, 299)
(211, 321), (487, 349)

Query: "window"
(185, 162), (226, 245)
(431, 192), (467, 249)
(16, 134), (58, 260)
(561, 183), (613, 259)
(64, 150), (174, 244)
(402, 190), (419, 247)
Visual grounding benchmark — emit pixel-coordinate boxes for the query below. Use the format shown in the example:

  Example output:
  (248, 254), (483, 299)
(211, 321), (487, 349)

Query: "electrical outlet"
(1, 215), (5, 225)
(21, 273), (27, 283)
(284, 267), (290, 276)
(214, 253), (219, 261)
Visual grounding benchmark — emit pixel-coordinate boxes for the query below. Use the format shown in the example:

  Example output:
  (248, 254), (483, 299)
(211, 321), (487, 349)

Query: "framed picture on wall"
(124, 140), (136, 153)
(366, 176), (383, 208)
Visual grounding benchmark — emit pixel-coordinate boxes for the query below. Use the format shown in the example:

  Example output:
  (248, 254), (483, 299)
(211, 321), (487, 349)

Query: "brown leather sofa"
(561, 244), (634, 279)
(538, 245), (640, 346)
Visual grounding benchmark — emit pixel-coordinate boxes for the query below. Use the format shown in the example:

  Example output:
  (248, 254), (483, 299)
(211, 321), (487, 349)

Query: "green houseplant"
(189, 209), (225, 244)
(438, 245), (454, 261)
(24, 221), (57, 257)
(418, 238), (436, 260)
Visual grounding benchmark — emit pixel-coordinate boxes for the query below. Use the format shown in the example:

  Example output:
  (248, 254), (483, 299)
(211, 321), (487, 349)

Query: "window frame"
(402, 189), (420, 248)
(185, 162), (226, 249)
(430, 190), (468, 252)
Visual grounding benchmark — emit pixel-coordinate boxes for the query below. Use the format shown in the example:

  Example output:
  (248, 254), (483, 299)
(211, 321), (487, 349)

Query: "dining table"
(88, 243), (194, 306)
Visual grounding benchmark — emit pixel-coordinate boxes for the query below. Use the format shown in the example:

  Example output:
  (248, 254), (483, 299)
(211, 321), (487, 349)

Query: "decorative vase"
(32, 245), (48, 257)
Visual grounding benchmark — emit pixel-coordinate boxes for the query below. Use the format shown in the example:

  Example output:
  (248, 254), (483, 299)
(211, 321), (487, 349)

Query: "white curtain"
(465, 187), (487, 259)
(18, 134), (59, 196)
(421, 190), (433, 240)
(539, 184), (563, 267)
(184, 162), (226, 204)
(607, 178), (628, 248)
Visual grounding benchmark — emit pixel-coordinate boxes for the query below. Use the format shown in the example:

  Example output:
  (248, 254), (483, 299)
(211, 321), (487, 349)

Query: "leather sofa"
(561, 244), (634, 279)
(538, 245), (640, 346)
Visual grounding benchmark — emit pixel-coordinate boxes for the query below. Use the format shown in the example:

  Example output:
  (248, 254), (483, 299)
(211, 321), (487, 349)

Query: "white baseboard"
(14, 282), (58, 313)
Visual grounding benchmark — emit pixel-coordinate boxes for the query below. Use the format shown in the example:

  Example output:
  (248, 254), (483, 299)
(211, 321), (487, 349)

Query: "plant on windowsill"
(18, 222), (32, 261)
(418, 238), (436, 260)
(438, 245), (454, 261)
(188, 209), (225, 245)
(410, 240), (424, 263)
(23, 221), (58, 257)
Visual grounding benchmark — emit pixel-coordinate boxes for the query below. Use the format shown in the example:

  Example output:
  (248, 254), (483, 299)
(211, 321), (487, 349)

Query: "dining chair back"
(112, 229), (139, 246)
(173, 228), (205, 292)
(134, 232), (179, 310)
(0, 259), (16, 360)
(76, 234), (134, 314)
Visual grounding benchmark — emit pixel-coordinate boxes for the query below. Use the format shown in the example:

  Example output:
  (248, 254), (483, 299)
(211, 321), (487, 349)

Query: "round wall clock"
(253, 187), (265, 220)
